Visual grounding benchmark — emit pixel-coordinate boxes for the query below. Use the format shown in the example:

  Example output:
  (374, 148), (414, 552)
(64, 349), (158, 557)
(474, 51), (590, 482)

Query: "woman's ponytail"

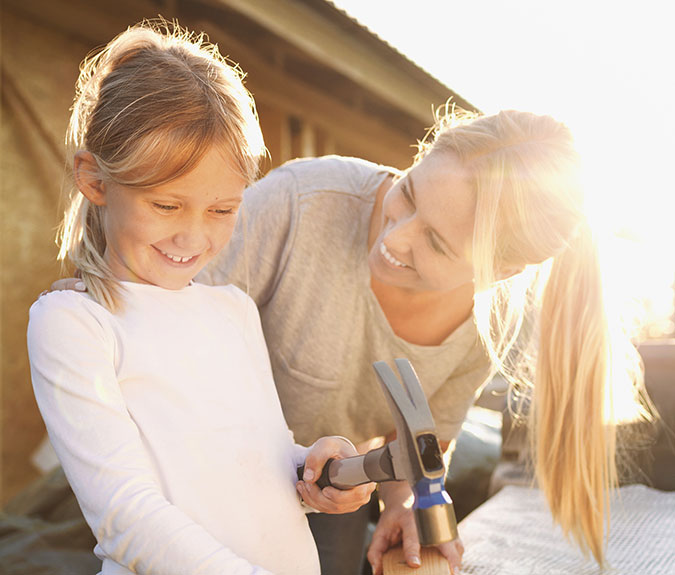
(534, 225), (613, 562)
(534, 224), (649, 563)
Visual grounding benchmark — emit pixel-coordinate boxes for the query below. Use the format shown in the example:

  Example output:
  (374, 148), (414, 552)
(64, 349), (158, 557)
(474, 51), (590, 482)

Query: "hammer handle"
(297, 444), (396, 490)
(296, 458), (337, 489)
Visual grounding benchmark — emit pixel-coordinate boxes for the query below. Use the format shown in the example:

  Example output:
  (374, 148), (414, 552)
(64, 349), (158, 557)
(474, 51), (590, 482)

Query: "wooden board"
(383, 546), (451, 575)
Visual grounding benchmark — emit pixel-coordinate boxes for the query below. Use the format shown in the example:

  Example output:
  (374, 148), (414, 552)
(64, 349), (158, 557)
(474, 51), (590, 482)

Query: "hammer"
(298, 359), (458, 546)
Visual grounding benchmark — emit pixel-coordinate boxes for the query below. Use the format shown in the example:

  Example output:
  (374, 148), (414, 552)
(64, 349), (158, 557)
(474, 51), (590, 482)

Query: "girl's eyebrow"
(407, 175), (460, 259)
(145, 189), (243, 203)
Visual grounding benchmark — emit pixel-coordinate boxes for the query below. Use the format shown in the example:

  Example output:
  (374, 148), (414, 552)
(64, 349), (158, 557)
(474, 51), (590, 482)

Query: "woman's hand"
(296, 436), (375, 514)
(367, 481), (464, 575)
(46, 278), (86, 293)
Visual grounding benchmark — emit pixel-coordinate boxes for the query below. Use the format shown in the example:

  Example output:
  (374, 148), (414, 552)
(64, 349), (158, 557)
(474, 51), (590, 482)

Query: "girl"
(27, 21), (372, 575)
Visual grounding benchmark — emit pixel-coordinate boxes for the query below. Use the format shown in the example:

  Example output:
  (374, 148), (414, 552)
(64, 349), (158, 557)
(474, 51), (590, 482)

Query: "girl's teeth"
(160, 250), (194, 263)
(380, 243), (407, 267)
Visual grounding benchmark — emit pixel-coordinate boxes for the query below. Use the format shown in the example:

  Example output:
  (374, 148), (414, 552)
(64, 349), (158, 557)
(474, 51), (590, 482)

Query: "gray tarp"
(0, 468), (100, 575)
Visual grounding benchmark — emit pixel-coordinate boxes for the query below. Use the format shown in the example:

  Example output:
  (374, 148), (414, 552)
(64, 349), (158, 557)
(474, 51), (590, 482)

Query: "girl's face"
(99, 146), (246, 290)
(368, 151), (476, 293)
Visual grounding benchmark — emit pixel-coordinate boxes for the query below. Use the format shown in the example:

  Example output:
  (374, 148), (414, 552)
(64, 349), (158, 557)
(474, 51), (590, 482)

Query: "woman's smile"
(379, 242), (410, 269)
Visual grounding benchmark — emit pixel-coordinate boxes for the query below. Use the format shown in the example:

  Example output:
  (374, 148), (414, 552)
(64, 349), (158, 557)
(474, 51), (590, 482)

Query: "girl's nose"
(173, 216), (208, 252)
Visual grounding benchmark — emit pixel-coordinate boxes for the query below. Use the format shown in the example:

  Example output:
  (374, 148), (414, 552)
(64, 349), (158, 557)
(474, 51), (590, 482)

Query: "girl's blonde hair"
(59, 19), (265, 311)
(419, 108), (648, 564)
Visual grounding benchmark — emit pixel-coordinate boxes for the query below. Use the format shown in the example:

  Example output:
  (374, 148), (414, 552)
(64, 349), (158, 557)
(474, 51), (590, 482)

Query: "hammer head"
(373, 359), (459, 545)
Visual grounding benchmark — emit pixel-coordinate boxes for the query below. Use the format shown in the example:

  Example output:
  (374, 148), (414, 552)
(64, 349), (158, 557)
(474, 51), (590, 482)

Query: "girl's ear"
(74, 151), (107, 206)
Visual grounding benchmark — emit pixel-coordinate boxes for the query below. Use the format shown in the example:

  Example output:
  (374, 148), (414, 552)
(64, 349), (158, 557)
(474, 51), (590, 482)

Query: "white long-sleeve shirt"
(27, 282), (320, 575)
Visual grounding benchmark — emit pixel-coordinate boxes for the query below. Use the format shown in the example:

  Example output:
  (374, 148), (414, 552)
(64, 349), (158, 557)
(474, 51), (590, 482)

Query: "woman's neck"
(370, 277), (474, 346)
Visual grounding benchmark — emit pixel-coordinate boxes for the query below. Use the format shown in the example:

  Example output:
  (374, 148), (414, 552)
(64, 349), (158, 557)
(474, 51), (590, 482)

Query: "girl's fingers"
(296, 480), (373, 514)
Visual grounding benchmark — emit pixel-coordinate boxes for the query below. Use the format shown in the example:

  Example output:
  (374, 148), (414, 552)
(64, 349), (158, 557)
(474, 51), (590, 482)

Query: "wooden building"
(0, 0), (476, 503)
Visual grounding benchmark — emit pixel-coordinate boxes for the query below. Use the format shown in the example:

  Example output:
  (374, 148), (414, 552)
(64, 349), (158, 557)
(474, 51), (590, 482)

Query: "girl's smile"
(154, 247), (201, 264)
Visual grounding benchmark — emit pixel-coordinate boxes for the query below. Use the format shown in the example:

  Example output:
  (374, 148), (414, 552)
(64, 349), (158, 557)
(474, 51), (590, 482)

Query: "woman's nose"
(383, 213), (418, 252)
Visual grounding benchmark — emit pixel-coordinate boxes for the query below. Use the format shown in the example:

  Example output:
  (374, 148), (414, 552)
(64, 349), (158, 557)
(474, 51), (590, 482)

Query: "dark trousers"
(307, 496), (377, 575)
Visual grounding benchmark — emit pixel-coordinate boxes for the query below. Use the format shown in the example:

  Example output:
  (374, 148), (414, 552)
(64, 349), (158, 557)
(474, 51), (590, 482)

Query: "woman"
(56, 109), (647, 574)
(196, 109), (647, 574)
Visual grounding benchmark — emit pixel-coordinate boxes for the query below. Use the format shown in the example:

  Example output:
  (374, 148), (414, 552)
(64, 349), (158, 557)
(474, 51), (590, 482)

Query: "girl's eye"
(211, 207), (235, 216)
(153, 203), (178, 211)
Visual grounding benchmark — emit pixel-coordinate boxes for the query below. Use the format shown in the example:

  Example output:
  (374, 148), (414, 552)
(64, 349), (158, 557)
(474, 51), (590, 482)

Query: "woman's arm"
(27, 293), (273, 575)
(365, 436), (464, 575)
(366, 354), (491, 574)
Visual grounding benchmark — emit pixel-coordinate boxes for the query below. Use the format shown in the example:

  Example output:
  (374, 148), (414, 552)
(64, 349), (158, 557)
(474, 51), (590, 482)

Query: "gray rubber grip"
(327, 456), (371, 490)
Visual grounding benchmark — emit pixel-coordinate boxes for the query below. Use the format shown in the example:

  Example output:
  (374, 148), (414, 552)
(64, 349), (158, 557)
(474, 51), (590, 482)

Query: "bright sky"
(332, 0), (675, 333)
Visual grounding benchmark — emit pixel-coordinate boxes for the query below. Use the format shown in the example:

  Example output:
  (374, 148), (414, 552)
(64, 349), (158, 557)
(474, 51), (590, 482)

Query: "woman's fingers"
(436, 538), (464, 574)
(366, 504), (408, 574)
(48, 278), (86, 292)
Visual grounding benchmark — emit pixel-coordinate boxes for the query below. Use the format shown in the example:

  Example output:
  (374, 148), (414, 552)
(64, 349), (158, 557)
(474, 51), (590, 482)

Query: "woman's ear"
(74, 151), (106, 206)
(497, 264), (525, 281)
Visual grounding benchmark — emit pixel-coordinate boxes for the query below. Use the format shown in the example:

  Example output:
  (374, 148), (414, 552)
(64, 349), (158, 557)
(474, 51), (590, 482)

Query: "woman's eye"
(401, 183), (414, 206)
(427, 231), (445, 255)
(211, 207), (235, 215)
(153, 203), (178, 211)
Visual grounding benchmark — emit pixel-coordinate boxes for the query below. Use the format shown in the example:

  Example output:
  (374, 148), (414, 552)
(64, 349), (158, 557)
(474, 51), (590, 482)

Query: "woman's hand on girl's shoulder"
(296, 436), (375, 514)
(43, 278), (87, 296)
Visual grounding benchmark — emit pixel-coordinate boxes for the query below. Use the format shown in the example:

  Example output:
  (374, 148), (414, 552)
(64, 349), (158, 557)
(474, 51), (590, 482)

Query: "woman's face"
(368, 151), (476, 293)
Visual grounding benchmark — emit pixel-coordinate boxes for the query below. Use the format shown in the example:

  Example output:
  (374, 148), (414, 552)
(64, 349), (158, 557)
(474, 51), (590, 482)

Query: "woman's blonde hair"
(58, 19), (265, 311)
(419, 108), (648, 563)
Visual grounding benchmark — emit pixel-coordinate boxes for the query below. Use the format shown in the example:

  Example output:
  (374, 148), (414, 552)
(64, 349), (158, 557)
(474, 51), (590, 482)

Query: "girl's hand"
(296, 436), (375, 514)
(366, 481), (464, 575)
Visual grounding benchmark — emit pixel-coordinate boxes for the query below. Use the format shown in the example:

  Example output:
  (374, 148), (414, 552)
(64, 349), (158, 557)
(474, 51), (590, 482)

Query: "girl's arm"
(27, 293), (273, 575)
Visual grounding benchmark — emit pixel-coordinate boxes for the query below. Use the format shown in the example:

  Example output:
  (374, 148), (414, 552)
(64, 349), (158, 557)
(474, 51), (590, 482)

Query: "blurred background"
(1, 0), (673, 508)
(332, 0), (675, 342)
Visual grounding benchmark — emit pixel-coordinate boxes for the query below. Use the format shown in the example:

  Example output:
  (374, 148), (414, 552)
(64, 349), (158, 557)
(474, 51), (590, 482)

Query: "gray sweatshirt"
(198, 155), (490, 446)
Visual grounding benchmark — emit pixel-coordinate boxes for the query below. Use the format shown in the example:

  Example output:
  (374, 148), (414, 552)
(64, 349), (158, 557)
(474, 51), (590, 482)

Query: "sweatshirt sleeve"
(27, 292), (274, 575)
(428, 345), (493, 443)
(196, 166), (299, 308)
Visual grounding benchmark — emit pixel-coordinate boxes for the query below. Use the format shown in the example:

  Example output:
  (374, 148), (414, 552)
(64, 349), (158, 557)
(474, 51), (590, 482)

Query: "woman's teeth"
(380, 243), (408, 268)
(159, 249), (195, 263)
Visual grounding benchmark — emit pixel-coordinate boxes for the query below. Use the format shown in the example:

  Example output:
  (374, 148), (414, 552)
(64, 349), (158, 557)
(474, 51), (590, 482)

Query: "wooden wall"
(0, 0), (466, 503)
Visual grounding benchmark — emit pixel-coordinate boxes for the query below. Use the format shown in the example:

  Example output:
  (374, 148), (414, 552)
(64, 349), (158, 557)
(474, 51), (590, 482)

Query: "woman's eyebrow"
(408, 175), (460, 259)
